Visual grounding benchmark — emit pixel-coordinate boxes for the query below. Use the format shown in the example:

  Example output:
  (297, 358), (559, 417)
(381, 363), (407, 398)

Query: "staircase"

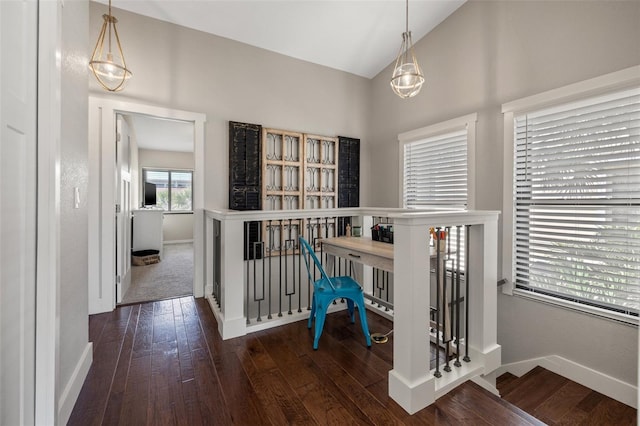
(497, 366), (637, 425)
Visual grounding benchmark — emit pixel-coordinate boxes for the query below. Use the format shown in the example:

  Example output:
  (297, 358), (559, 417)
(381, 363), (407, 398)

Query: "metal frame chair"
(299, 236), (371, 350)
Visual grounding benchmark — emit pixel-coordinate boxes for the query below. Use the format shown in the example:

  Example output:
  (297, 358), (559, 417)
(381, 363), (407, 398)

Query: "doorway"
(118, 113), (196, 305)
(88, 98), (206, 314)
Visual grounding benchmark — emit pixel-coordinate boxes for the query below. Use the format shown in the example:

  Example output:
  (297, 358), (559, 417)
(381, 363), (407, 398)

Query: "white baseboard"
(495, 355), (637, 409)
(58, 342), (93, 425)
(164, 239), (194, 245)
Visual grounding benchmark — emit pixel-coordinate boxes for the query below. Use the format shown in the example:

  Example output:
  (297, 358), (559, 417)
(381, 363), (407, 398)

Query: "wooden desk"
(322, 236), (394, 275)
(321, 236), (451, 340)
(322, 236), (444, 276)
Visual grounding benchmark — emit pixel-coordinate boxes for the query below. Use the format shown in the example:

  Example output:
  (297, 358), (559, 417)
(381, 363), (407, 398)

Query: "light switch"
(74, 187), (80, 209)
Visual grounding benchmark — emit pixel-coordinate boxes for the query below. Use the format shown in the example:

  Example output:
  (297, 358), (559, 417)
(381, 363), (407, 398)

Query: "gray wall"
(60, 0), (90, 405)
(369, 1), (640, 384)
(89, 2), (373, 209)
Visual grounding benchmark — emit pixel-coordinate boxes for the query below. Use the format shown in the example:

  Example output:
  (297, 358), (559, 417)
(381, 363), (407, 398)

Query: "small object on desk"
(346, 224), (351, 237)
(352, 226), (361, 237)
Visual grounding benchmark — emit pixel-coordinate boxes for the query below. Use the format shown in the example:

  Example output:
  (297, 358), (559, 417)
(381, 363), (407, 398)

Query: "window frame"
(502, 65), (640, 324)
(142, 167), (194, 214)
(398, 113), (477, 209)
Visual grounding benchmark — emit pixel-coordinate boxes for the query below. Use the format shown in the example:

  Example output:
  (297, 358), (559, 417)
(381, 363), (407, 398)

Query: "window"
(143, 169), (193, 212)
(506, 85), (640, 320)
(399, 113), (476, 269)
(400, 113), (476, 209)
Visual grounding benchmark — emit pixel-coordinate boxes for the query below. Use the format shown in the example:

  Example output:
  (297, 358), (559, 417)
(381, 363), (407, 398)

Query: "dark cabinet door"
(338, 136), (360, 208)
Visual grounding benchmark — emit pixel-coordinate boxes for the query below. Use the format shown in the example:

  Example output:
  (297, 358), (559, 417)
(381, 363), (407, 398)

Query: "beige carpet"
(122, 243), (193, 305)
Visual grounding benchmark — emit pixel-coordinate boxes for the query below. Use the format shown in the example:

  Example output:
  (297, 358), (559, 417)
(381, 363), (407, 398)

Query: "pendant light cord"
(405, 0), (408, 33)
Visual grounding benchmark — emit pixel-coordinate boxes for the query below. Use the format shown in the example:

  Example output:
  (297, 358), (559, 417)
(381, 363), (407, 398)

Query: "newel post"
(218, 217), (247, 339)
(388, 218), (435, 413)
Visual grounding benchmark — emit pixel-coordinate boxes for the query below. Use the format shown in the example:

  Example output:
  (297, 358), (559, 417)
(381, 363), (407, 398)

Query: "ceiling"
(126, 114), (194, 152)
(107, 1), (465, 152)
(96, 0), (466, 79)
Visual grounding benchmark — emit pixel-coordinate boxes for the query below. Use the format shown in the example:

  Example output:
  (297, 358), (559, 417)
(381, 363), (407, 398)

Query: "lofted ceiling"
(102, 0), (465, 152)
(95, 0), (465, 79)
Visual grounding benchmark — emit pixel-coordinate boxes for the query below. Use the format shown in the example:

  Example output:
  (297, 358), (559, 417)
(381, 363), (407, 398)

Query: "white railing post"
(205, 214), (214, 296)
(218, 217), (247, 339)
(361, 214), (375, 295)
(388, 219), (435, 413)
(467, 220), (501, 375)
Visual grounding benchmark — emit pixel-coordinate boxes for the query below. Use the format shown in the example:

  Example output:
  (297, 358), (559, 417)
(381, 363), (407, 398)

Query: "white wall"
(59, 0), (90, 422)
(89, 1), (372, 209)
(369, 1), (640, 385)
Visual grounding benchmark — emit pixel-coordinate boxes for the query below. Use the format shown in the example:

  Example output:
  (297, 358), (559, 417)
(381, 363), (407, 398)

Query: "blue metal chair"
(299, 236), (372, 350)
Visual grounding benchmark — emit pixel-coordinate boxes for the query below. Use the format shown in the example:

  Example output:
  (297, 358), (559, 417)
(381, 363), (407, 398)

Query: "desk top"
(322, 236), (394, 260)
(322, 236), (448, 259)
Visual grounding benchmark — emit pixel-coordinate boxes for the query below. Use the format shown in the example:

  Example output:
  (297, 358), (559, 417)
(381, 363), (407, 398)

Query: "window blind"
(403, 129), (468, 208)
(513, 88), (640, 316)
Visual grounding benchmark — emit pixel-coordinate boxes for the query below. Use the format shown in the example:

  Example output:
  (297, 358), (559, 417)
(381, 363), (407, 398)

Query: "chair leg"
(355, 294), (372, 347)
(313, 304), (328, 350)
(346, 299), (355, 323)
(308, 293), (317, 329)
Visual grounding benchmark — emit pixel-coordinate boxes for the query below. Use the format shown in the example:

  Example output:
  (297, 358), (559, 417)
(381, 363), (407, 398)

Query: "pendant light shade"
(390, 0), (424, 99)
(89, 0), (132, 92)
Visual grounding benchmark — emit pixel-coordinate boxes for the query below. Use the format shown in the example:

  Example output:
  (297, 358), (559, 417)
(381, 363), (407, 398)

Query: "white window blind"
(403, 129), (468, 208)
(513, 88), (640, 316)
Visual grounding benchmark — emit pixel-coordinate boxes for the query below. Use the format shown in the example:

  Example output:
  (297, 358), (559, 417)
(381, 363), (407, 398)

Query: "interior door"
(0, 0), (37, 424)
(115, 115), (132, 303)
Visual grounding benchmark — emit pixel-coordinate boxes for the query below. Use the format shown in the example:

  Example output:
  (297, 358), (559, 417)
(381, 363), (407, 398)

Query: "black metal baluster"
(278, 221), (283, 317)
(245, 221), (250, 325)
(285, 218), (295, 315)
(464, 224), (471, 363)
(454, 225), (462, 368)
(267, 220), (273, 319)
(434, 228), (442, 378)
(385, 272), (390, 311)
(298, 220), (302, 313)
(306, 221), (312, 311)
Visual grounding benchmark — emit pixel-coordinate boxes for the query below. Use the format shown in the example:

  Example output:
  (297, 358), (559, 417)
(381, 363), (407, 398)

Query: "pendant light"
(89, 0), (132, 92)
(390, 0), (424, 99)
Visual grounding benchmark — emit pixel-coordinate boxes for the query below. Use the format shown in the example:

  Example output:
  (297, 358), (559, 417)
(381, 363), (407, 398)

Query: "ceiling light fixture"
(89, 0), (132, 92)
(390, 0), (424, 99)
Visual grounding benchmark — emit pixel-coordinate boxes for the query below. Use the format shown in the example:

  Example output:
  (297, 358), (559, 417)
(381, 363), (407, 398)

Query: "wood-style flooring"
(497, 367), (636, 425)
(68, 297), (635, 425)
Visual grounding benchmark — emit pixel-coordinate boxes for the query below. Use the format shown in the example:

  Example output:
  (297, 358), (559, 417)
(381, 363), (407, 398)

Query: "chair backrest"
(299, 237), (336, 291)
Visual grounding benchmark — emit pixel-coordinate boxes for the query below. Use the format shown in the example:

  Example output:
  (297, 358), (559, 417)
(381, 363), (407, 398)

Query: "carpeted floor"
(121, 243), (193, 305)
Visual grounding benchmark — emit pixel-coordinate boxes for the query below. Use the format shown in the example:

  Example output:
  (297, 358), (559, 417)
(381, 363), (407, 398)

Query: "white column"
(388, 219), (435, 413)
(219, 218), (247, 339)
(205, 215), (214, 296)
(467, 221), (501, 372)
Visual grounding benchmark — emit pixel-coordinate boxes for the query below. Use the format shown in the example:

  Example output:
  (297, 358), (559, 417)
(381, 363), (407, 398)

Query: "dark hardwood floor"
(497, 367), (637, 425)
(68, 297), (635, 425)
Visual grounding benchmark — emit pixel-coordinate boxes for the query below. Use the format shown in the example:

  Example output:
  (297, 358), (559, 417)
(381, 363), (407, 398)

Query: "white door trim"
(88, 98), (206, 314)
(35, 0), (61, 424)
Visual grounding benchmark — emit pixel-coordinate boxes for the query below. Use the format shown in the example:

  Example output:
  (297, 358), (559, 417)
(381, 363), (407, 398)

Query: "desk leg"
(325, 253), (335, 276)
